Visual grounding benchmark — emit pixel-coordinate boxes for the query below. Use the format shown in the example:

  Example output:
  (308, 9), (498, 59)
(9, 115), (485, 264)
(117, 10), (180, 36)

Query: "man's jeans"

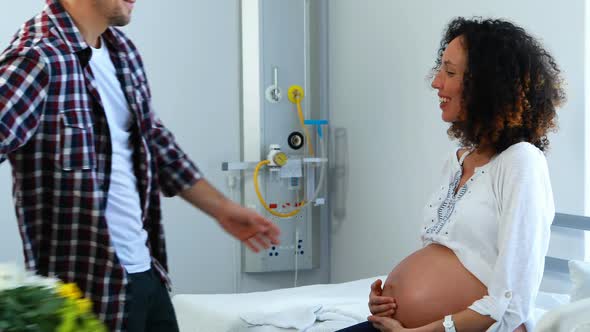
(126, 269), (179, 332)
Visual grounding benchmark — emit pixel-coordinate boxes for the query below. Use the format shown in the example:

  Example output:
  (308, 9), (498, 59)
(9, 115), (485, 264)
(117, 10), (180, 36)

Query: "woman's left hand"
(367, 315), (410, 332)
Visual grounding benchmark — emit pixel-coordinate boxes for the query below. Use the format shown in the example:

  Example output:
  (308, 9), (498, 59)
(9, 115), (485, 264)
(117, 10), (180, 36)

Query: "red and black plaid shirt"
(0, 1), (201, 330)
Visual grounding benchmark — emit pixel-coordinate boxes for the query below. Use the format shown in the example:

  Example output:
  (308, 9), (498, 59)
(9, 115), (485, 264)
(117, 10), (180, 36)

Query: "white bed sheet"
(172, 276), (570, 332)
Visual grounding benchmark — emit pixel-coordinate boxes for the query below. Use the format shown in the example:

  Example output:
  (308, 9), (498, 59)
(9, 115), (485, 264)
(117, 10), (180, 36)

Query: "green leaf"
(0, 286), (106, 332)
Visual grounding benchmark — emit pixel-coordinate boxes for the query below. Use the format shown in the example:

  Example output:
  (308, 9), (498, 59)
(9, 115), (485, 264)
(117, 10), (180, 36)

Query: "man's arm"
(145, 112), (203, 197)
(178, 178), (227, 219)
(0, 52), (49, 164)
(142, 91), (280, 250)
(179, 179), (281, 252)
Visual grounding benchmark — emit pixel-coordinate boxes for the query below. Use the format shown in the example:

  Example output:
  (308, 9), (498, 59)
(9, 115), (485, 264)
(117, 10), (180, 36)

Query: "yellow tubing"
(254, 160), (306, 218)
(288, 85), (314, 157)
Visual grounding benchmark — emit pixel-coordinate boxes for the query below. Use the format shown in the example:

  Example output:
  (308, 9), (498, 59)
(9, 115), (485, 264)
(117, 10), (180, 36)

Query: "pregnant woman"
(339, 17), (565, 332)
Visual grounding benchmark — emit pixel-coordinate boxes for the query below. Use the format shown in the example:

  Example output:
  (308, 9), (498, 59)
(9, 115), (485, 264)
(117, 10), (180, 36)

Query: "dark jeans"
(126, 269), (179, 332)
(337, 321), (380, 331)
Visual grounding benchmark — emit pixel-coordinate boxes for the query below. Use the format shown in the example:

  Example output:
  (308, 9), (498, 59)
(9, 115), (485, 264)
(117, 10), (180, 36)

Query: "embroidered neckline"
(426, 153), (478, 235)
(425, 147), (496, 236)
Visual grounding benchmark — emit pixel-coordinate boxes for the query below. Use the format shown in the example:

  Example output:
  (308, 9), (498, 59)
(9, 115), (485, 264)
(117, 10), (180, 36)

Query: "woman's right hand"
(369, 279), (397, 317)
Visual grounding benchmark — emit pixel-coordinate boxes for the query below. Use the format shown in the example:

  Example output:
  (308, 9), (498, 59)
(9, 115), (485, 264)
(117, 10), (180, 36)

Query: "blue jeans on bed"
(337, 321), (380, 331)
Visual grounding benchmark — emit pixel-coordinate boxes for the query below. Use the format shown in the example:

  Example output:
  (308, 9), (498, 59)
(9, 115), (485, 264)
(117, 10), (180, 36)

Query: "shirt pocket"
(59, 108), (96, 171)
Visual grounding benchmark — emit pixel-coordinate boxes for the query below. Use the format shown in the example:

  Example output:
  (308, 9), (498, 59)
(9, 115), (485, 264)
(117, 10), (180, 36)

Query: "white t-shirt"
(89, 38), (151, 273)
(421, 142), (555, 332)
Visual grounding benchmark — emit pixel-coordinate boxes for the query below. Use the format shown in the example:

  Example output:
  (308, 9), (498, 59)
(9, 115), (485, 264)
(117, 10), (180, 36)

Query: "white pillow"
(568, 260), (590, 302)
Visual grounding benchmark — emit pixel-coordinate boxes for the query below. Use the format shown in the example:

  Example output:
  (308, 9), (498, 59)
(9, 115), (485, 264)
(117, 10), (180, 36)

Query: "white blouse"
(421, 142), (555, 332)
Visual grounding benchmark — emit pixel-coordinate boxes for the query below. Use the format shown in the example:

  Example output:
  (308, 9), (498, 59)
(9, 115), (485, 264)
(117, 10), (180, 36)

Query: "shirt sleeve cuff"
(158, 156), (203, 197)
(469, 293), (512, 322)
(0, 123), (15, 163)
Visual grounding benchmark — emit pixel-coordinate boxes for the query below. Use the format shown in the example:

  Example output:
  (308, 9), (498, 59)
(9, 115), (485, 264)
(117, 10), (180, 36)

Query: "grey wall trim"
(546, 212), (589, 275)
(553, 212), (590, 231)
(545, 256), (570, 272)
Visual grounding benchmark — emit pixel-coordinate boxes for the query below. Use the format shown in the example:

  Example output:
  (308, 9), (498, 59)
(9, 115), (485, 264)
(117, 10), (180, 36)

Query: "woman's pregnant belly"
(382, 244), (487, 328)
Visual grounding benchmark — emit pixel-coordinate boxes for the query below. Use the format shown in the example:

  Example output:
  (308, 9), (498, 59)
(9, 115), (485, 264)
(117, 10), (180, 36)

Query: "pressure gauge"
(273, 152), (288, 167)
(267, 144), (288, 167)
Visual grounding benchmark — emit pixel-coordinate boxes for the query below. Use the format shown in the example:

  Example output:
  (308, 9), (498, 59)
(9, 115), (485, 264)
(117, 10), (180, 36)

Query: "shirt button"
(504, 291), (512, 299)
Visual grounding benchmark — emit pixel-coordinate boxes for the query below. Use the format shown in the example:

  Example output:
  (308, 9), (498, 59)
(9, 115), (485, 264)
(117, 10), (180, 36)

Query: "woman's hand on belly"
(368, 315), (409, 332)
(369, 279), (397, 317)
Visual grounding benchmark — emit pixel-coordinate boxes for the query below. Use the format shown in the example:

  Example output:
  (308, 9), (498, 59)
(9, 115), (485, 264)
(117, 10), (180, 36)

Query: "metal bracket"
(265, 66), (282, 103)
(222, 158), (328, 172)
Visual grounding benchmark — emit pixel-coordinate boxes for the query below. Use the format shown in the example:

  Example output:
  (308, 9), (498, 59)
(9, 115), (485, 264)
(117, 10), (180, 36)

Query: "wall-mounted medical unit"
(222, 0), (328, 274)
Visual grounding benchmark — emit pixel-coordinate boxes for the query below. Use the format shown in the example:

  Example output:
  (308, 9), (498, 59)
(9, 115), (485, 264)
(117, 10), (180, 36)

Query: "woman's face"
(431, 36), (467, 123)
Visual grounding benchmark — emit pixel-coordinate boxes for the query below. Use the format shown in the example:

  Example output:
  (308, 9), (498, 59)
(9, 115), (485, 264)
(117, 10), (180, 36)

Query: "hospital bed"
(172, 213), (590, 332)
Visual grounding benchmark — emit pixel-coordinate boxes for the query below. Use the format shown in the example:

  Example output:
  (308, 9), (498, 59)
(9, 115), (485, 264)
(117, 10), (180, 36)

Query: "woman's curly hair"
(433, 17), (565, 152)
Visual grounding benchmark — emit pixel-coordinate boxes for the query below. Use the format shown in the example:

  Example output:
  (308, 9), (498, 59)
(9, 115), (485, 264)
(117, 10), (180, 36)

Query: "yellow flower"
(57, 282), (82, 300)
(76, 298), (93, 314)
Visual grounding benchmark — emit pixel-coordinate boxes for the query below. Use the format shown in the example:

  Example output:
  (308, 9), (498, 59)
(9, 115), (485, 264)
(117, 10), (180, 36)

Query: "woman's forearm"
(410, 308), (495, 332)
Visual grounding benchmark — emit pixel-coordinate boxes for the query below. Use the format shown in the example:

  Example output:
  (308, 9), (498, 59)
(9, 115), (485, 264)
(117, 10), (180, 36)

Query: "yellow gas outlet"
(288, 85), (305, 104)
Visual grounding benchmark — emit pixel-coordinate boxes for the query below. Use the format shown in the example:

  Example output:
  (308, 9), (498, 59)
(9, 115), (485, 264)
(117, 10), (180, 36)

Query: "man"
(0, 0), (280, 331)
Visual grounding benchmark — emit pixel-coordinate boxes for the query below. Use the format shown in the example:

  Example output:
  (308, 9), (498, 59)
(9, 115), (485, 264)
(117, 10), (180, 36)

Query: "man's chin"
(109, 15), (131, 27)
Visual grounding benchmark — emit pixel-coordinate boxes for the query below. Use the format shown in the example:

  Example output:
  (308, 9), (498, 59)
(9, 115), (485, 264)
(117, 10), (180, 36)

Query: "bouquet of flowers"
(0, 263), (106, 332)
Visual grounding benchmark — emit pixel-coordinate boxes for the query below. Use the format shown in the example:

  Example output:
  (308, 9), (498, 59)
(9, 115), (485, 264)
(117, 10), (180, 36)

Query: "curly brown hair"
(433, 17), (566, 152)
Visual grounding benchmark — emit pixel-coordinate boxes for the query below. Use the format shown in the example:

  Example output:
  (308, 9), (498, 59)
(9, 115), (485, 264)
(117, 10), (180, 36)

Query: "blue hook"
(304, 120), (329, 138)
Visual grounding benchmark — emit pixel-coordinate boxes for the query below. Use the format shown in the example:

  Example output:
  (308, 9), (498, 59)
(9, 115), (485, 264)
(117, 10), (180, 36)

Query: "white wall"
(122, 1), (244, 294)
(0, 1), (43, 271)
(328, 0), (587, 283)
(1, 0), (331, 295)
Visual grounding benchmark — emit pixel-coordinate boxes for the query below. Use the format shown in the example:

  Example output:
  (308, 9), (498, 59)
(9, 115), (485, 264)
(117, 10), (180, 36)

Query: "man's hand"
(369, 279), (397, 317)
(215, 199), (280, 252)
(367, 315), (408, 332)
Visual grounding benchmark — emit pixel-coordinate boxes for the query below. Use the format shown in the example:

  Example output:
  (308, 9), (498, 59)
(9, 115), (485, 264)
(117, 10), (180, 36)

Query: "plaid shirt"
(0, 1), (201, 330)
